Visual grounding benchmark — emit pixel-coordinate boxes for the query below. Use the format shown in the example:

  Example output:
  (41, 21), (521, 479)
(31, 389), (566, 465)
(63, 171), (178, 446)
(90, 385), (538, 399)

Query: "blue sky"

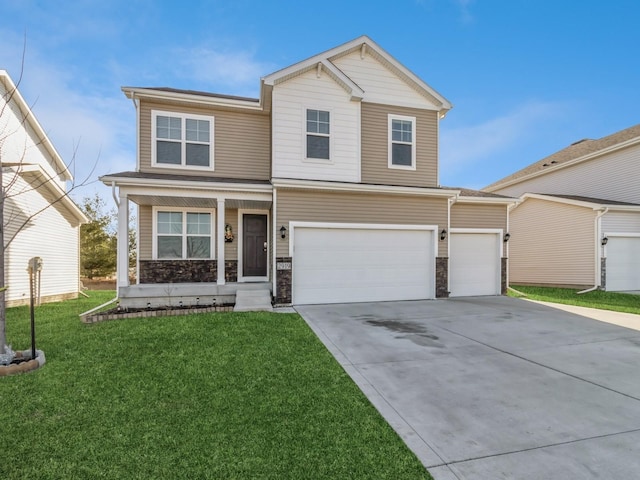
(1, 0), (639, 201)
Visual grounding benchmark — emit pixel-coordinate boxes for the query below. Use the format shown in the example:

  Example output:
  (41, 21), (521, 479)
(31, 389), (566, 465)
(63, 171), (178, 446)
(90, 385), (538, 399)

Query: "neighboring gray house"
(486, 124), (640, 291)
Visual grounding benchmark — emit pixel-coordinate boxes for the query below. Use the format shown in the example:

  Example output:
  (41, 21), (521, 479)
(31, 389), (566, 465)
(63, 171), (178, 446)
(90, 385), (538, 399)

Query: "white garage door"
(292, 226), (434, 305)
(450, 232), (501, 297)
(606, 236), (640, 291)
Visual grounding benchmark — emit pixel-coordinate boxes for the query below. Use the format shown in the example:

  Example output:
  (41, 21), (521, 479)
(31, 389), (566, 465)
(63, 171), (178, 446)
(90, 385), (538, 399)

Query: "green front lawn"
(1, 292), (431, 479)
(509, 285), (640, 315)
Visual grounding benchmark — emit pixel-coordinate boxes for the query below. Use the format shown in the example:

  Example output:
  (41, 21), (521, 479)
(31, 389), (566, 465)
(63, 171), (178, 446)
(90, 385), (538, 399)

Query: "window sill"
(388, 164), (417, 171)
(151, 162), (215, 172)
(303, 157), (334, 165)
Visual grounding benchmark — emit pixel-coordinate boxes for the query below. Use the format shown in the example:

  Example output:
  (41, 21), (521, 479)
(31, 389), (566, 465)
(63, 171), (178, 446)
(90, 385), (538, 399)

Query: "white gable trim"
(1, 70), (73, 182)
(8, 164), (88, 226)
(517, 193), (640, 212)
(262, 36), (452, 114)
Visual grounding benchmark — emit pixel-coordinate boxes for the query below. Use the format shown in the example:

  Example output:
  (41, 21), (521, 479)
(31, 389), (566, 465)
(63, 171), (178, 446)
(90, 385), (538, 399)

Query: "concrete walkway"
(296, 297), (640, 479)
(527, 299), (640, 331)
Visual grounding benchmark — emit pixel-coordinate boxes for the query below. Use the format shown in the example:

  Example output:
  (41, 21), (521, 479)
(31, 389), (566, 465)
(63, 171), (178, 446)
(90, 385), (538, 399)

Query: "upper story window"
(154, 209), (213, 259)
(388, 114), (416, 170)
(306, 109), (330, 160)
(152, 111), (214, 169)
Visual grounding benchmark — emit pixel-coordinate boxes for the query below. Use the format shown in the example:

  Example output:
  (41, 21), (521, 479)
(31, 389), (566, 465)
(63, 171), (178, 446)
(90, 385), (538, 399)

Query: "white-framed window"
(153, 207), (214, 259)
(306, 109), (330, 160)
(152, 110), (214, 169)
(388, 114), (416, 170)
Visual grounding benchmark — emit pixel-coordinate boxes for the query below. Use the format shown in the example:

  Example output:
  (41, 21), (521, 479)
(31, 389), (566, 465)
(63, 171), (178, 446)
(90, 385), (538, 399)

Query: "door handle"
(263, 241), (268, 252)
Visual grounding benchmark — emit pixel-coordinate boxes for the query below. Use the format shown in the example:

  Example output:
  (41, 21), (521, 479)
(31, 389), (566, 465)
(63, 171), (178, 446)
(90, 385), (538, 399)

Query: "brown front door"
(243, 214), (268, 277)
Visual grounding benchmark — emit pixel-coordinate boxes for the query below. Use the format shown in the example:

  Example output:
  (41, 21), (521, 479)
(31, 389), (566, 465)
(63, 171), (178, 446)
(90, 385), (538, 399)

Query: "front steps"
(233, 289), (273, 312)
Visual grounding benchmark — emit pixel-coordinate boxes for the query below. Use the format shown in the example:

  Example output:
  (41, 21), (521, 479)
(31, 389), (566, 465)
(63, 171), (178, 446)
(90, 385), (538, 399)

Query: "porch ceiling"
(128, 195), (271, 210)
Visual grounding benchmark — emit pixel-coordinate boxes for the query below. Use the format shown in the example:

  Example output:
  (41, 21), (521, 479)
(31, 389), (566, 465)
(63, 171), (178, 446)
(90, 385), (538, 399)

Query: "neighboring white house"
(486, 124), (640, 291)
(0, 70), (88, 306)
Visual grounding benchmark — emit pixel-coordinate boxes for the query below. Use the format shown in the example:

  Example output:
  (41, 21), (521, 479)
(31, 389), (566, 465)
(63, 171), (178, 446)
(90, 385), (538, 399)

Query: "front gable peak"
(262, 36), (452, 114)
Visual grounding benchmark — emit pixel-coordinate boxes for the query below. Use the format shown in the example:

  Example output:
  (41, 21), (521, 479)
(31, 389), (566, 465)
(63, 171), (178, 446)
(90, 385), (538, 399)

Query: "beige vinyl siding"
(276, 189), (448, 257)
(602, 212), (640, 234)
(139, 100), (270, 180)
(361, 103), (438, 188)
(509, 198), (595, 286)
(493, 144), (640, 204)
(139, 205), (152, 260)
(224, 209), (238, 260)
(138, 205), (239, 261)
(451, 204), (507, 231)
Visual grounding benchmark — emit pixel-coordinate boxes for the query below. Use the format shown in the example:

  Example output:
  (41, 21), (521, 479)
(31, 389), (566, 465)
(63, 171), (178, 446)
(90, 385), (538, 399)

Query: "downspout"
(272, 188), (277, 300)
(111, 181), (120, 208)
(446, 195), (457, 295)
(505, 201), (519, 290)
(577, 207), (608, 294)
(131, 92), (141, 171)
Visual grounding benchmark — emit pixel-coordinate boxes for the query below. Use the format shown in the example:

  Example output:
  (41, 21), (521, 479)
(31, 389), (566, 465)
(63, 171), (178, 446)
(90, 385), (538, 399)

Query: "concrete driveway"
(296, 296), (640, 479)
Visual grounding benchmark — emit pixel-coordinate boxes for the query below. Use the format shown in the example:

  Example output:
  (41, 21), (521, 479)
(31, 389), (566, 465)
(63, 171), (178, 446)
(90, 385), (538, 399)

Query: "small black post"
(29, 267), (36, 359)
(27, 257), (42, 360)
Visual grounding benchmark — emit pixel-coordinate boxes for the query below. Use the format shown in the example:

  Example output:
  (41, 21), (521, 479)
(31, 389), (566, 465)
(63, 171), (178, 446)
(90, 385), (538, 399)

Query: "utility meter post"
(28, 257), (43, 359)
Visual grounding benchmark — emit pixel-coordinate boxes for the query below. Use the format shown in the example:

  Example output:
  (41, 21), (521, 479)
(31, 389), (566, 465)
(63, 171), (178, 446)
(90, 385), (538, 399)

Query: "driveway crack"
(438, 426), (640, 468)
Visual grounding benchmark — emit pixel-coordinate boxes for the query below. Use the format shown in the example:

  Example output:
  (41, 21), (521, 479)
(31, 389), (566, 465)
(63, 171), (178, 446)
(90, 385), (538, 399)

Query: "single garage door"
(606, 236), (640, 291)
(450, 232), (501, 297)
(292, 226), (434, 304)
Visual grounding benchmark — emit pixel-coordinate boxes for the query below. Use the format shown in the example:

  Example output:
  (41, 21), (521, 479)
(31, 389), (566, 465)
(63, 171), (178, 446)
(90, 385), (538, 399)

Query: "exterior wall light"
(440, 229), (447, 241)
(503, 233), (511, 242)
(280, 226), (287, 239)
(601, 236), (608, 246)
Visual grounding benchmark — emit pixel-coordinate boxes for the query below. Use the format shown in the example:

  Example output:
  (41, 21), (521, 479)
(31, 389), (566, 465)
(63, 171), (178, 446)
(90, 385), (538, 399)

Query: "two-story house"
(102, 36), (515, 308)
(486, 124), (640, 292)
(1, 70), (88, 306)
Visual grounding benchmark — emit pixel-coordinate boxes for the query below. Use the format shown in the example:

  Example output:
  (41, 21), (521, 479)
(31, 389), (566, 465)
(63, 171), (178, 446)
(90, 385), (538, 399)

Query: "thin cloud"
(453, 0), (475, 23)
(174, 46), (275, 97)
(0, 38), (135, 197)
(439, 100), (567, 178)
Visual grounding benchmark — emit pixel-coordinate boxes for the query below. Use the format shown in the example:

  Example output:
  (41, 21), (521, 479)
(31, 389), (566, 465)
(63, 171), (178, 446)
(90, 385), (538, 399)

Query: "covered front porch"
(101, 171), (274, 307)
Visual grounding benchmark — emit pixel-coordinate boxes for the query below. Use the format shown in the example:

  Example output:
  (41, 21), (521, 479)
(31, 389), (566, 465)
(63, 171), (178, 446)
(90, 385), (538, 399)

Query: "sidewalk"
(526, 299), (640, 332)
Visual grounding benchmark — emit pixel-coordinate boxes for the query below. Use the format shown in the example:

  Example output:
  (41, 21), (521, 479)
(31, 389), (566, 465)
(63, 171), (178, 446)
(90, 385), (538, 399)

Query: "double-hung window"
(153, 111), (214, 169)
(388, 114), (416, 170)
(155, 209), (212, 259)
(306, 109), (330, 160)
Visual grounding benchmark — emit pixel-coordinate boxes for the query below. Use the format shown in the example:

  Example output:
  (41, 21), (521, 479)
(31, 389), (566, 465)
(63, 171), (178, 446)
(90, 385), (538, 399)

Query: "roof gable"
(1, 70), (73, 182)
(486, 123), (640, 191)
(262, 35), (452, 114)
(519, 193), (640, 211)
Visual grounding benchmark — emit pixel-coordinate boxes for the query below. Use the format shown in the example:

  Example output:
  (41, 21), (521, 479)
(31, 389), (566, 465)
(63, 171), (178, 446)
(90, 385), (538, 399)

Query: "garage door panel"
(606, 237), (640, 291)
(293, 227), (433, 304)
(450, 233), (500, 297)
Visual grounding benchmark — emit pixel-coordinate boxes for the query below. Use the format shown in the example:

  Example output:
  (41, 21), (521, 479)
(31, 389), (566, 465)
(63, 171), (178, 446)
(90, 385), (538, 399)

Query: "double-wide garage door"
(292, 226), (435, 305)
(606, 236), (640, 291)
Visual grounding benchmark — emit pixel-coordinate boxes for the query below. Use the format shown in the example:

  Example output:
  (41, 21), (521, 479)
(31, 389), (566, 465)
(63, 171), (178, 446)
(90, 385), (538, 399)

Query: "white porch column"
(217, 199), (226, 285)
(117, 192), (130, 288)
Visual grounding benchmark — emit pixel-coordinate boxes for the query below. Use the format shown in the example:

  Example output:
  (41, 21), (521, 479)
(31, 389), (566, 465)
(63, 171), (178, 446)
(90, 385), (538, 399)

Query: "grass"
(0, 292), (431, 480)
(509, 285), (640, 315)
